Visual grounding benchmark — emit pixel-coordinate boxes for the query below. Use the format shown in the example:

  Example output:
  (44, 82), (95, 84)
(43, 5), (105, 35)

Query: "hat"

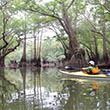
(89, 60), (95, 66)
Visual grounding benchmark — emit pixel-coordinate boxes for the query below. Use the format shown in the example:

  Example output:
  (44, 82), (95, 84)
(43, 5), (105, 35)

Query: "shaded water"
(0, 67), (110, 110)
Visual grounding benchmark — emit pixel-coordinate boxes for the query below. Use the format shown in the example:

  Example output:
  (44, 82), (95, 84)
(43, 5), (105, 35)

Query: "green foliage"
(41, 37), (64, 62)
(1, 0), (110, 64)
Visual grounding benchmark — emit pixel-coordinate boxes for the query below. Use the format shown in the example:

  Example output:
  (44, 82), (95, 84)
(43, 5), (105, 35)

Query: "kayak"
(59, 70), (107, 78)
(60, 77), (88, 82)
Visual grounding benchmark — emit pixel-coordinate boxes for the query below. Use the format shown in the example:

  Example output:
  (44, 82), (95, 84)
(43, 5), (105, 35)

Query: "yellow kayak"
(59, 70), (107, 78)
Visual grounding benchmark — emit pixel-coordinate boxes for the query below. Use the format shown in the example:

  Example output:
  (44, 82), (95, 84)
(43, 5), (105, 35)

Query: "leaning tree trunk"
(0, 49), (5, 67)
(60, 4), (86, 67)
(0, 57), (5, 67)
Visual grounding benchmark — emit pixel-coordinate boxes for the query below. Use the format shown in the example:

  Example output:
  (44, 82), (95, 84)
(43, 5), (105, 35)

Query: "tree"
(0, 1), (21, 67)
(25, 0), (86, 67)
(28, 13), (44, 67)
(19, 12), (28, 67)
(86, 0), (110, 63)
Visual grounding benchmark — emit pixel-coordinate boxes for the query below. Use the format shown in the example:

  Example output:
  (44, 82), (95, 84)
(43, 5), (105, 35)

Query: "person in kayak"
(82, 60), (100, 75)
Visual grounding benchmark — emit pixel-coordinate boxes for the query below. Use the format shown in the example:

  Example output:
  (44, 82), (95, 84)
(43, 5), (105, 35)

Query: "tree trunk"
(19, 33), (27, 67)
(34, 33), (37, 61)
(93, 36), (99, 63)
(33, 29), (42, 67)
(61, 4), (86, 67)
(0, 57), (5, 67)
(102, 17), (109, 63)
(31, 30), (37, 64)
(103, 35), (108, 63)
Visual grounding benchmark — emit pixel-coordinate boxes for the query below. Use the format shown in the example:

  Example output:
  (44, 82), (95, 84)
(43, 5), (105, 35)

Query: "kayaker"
(82, 60), (100, 75)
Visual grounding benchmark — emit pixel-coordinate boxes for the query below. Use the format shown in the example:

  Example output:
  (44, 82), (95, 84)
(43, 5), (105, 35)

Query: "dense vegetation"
(0, 0), (110, 67)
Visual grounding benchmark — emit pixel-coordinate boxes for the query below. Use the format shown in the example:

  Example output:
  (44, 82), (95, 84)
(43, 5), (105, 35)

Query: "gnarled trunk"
(60, 4), (86, 67)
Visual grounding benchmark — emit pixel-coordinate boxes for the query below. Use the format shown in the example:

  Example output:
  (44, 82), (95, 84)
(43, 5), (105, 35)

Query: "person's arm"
(82, 66), (93, 71)
(82, 67), (88, 70)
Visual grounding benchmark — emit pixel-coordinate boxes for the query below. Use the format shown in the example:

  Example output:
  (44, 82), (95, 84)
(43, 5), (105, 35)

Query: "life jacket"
(92, 67), (100, 74)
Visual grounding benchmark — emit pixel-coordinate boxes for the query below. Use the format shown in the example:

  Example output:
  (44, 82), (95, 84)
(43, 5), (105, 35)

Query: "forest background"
(0, 0), (110, 68)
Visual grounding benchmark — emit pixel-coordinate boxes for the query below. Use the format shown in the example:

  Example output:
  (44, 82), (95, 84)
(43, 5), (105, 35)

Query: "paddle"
(100, 69), (110, 75)
(64, 66), (82, 71)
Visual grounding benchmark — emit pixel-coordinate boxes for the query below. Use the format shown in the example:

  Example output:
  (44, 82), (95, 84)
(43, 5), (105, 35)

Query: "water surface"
(0, 67), (110, 110)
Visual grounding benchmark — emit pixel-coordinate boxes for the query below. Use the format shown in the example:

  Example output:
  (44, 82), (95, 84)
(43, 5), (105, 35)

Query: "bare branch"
(66, 0), (75, 10)
(0, 37), (21, 60)
(91, 30), (110, 44)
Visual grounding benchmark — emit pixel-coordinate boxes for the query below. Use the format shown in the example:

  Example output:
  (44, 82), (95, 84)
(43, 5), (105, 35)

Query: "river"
(0, 67), (110, 110)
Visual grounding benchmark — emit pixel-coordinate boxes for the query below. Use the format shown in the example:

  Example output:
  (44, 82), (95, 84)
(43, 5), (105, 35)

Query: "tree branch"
(66, 0), (75, 10)
(0, 36), (21, 60)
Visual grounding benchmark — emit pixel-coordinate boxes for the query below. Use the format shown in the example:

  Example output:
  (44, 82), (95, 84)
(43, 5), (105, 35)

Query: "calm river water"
(0, 67), (110, 110)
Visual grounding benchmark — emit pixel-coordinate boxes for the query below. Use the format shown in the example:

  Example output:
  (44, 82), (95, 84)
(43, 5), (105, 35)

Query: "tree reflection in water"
(60, 79), (110, 110)
(0, 67), (110, 110)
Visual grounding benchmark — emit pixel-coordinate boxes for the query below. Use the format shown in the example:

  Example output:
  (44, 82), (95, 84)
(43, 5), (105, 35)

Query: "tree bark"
(102, 14), (109, 63)
(19, 33), (27, 67)
(60, 3), (86, 67)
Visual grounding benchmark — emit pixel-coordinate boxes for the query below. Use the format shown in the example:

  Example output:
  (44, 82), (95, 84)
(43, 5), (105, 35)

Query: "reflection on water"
(0, 67), (110, 110)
